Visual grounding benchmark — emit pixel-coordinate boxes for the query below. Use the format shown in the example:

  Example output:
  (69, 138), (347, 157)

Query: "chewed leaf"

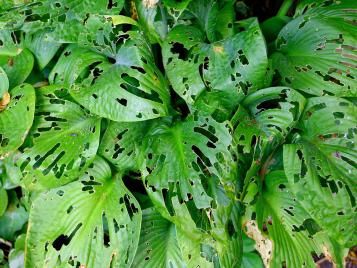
(271, 6), (357, 96)
(0, 84), (35, 157)
(99, 119), (160, 171)
(17, 86), (101, 190)
(59, 32), (171, 122)
(283, 96), (356, 247)
(232, 87), (306, 158)
(49, 45), (106, 85)
(0, 49), (34, 89)
(255, 170), (337, 267)
(143, 115), (234, 209)
(26, 156), (141, 268)
(162, 18), (269, 120)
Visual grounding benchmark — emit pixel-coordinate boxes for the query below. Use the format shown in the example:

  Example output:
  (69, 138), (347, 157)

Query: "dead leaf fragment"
(0, 92), (10, 111)
(143, 0), (159, 8)
(244, 220), (272, 268)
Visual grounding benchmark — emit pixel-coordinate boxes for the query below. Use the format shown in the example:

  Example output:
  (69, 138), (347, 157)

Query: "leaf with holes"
(255, 170), (344, 267)
(17, 86), (101, 190)
(26, 156), (142, 268)
(271, 4), (357, 96)
(162, 18), (269, 120)
(99, 119), (162, 171)
(58, 32), (171, 122)
(283, 96), (356, 247)
(0, 84), (35, 157)
(232, 86), (306, 157)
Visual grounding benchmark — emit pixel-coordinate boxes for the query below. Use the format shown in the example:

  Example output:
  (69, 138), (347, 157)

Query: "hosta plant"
(0, 0), (356, 267)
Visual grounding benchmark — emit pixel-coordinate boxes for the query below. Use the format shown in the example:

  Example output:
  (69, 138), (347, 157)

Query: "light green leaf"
(142, 115), (241, 267)
(57, 32), (171, 122)
(25, 156), (142, 268)
(0, 49), (34, 89)
(0, 67), (9, 96)
(132, 207), (185, 267)
(8, 233), (25, 268)
(162, 18), (269, 120)
(0, 84), (35, 157)
(0, 186), (8, 216)
(271, 7), (357, 96)
(256, 170), (340, 267)
(283, 97), (356, 247)
(17, 85), (101, 190)
(99, 119), (160, 171)
(25, 31), (62, 70)
(232, 87), (306, 156)
(143, 115), (234, 209)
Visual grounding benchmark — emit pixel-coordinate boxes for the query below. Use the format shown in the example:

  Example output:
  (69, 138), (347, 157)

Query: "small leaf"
(0, 84), (36, 157)
(25, 157), (142, 268)
(0, 49), (34, 89)
(132, 207), (185, 267)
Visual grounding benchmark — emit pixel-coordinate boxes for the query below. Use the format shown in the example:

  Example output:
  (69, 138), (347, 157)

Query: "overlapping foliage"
(0, 0), (356, 267)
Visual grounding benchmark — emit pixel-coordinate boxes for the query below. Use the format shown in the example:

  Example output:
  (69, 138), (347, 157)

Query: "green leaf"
(25, 31), (61, 70)
(99, 119), (161, 171)
(0, 191), (28, 241)
(0, 84), (35, 157)
(57, 32), (171, 122)
(134, 0), (170, 44)
(17, 85), (101, 190)
(0, 49), (34, 89)
(271, 7), (357, 96)
(8, 233), (25, 268)
(132, 207), (185, 267)
(0, 186), (8, 216)
(162, 18), (269, 120)
(143, 115), (234, 209)
(25, 156), (142, 268)
(283, 96), (356, 247)
(232, 87), (306, 156)
(0, 67), (9, 96)
(142, 115), (241, 267)
(256, 170), (341, 267)
(241, 233), (264, 268)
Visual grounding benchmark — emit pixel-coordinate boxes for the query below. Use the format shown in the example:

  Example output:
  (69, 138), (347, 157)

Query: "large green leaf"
(52, 32), (171, 122)
(256, 170), (341, 267)
(162, 18), (269, 120)
(0, 84), (35, 157)
(232, 86), (306, 156)
(132, 207), (184, 267)
(26, 156), (142, 268)
(16, 85), (101, 190)
(271, 5), (357, 96)
(141, 115), (241, 267)
(283, 96), (356, 247)
(99, 119), (160, 171)
(0, 49), (34, 89)
(143, 115), (234, 209)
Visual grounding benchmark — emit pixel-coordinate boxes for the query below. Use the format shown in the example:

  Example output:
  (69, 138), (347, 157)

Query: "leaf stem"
(277, 0), (293, 17)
